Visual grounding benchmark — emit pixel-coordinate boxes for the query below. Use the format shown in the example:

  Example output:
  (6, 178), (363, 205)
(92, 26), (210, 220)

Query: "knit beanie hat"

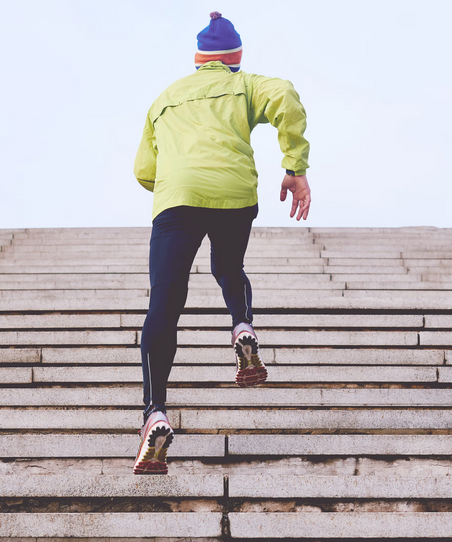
(195, 12), (242, 72)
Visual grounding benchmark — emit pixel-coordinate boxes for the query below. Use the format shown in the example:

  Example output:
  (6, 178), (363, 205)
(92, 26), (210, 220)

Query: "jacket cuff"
(286, 168), (306, 176)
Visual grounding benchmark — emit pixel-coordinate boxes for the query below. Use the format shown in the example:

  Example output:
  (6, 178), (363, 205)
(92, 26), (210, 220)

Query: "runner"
(133, 12), (311, 475)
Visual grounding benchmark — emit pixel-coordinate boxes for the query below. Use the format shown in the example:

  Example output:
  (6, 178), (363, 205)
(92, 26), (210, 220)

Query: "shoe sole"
(234, 332), (267, 388)
(133, 421), (174, 475)
(236, 363), (267, 387)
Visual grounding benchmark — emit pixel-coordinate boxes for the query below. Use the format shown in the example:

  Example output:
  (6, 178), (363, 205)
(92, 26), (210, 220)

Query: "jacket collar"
(197, 61), (233, 73)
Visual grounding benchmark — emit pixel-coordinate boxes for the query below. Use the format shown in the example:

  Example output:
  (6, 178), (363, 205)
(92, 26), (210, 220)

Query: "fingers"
(293, 193), (311, 221)
(290, 195), (298, 218)
(298, 193), (311, 221)
(280, 187), (287, 202)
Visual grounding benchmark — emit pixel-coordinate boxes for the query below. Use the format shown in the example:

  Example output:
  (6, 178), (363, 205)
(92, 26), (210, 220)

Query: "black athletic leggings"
(140, 204), (258, 421)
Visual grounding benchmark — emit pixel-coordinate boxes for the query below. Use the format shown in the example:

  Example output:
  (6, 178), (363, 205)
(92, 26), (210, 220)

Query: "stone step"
(228, 434), (452, 456)
(0, 473), (449, 499)
(2, 408), (451, 430)
(422, 274), (452, 281)
(229, 474), (452, 498)
(346, 281), (452, 290)
(28, 365), (437, 384)
(425, 315), (452, 328)
(169, 330), (420, 346)
(181, 409), (452, 430)
(2, 293), (452, 310)
(329, 258), (405, 266)
(0, 313), (425, 330)
(0, 408), (180, 429)
(0, 288), (347, 299)
(404, 259), (452, 267)
(5, 365), (450, 385)
(0, 329), (419, 347)
(125, 313), (425, 329)
(421, 332), (452, 345)
(1, 245), (321, 256)
(229, 512), (452, 539)
(0, 434), (225, 458)
(322, 251), (403, 259)
(11, 347), (441, 367)
(321, 239), (452, 246)
(344, 291), (452, 303)
(0, 330), (137, 346)
(0, 474), (224, 497)
(2, 434), (451, 459)
(325, 266), (407, 274)
(8, 236), (314, 247)
(0, 264), (152, 273)
(332, 274), (422, 282)
(1, 388), (451, 407)
(0, 367), (32, 383)
(0, 279), (345, 291)
(0, 288), (150, 299)
(0, 512), (222, 538)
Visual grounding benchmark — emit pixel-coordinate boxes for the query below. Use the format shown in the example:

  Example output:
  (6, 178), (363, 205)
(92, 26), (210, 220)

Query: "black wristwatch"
(286, 169), (295, 176)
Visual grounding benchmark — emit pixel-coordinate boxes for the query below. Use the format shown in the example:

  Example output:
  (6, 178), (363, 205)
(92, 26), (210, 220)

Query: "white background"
(1, 0), (451, 228)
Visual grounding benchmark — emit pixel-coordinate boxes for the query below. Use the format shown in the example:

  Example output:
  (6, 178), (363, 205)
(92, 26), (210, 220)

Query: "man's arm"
(245, 74), (311, 219)
(134, 111), (157, 192)
(245, 74), (310, 176)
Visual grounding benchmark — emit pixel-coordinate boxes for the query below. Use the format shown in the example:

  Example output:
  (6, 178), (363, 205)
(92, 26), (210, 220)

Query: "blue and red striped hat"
(195, 12), (242, 72)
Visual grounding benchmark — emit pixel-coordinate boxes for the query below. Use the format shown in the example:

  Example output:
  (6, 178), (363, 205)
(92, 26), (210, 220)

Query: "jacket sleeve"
(133, 110), (157, 192)
(245, 73), (310, 176)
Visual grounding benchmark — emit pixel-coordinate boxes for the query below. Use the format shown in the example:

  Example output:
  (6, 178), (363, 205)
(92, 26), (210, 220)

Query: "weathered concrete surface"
(2, 387), (452, 407)
(0, 312), (425, 330)
(3, 408), (451, 431)
(0, 434), (225, 458)
(347, 281), (452, 290)
(0, 289), (149, 299)
(421, 332), (452, 345)
(125, 313), (424, 329)
(40, 346), (239, 365)
(0, 348), (40, 364)
(228, 475), (452, 498)
(3, 294), (452, 310)
(438, 367), (452, 382)
(163, 330), (419, 346)
(4, 456), (452, 477)
(180, 409), (452, 430)
(274, 347), (445, 365)
(31, 364), (437, 383)
(0, 330), (136, 346)
(36, 346), (445, 366)
(0, 409), (181, 430)
(0, 513), (222, 538)
(0, 474), (223, 497)
(229, 512), (452, 538)
(0, 367), (32, 383)
(0, 314), (121, 329)
(228, 434), (452, 456)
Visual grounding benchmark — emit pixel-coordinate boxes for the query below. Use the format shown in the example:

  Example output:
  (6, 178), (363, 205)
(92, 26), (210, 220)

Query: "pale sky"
(1, 0), (451, 229)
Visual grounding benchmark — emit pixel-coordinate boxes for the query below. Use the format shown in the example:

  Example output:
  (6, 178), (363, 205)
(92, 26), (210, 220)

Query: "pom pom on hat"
(195, 12), (242, 72)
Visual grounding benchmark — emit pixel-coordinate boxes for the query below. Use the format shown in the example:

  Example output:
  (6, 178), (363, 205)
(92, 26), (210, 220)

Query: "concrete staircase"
(1, 225), (452, 540)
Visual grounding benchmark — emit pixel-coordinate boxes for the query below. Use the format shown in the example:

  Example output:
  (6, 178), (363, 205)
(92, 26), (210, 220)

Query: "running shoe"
(232, 322), (267, 387)
(133, 408), (174, 475)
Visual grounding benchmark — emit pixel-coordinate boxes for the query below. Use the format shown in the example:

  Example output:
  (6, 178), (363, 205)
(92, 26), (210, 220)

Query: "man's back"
(134, 61), (310, 219)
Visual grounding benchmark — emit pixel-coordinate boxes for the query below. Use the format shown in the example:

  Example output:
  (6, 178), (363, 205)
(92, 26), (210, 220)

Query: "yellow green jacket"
(134, 61), (310, 220)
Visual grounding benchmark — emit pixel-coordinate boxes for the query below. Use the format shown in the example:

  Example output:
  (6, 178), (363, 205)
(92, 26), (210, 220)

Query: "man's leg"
(208, 204), (258, 328)
(207, 204), (267, 387)
(140, 206), (205, 424)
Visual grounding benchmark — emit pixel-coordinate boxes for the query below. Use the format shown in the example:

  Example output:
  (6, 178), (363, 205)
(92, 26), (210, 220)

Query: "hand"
(280, 174), (311, 220)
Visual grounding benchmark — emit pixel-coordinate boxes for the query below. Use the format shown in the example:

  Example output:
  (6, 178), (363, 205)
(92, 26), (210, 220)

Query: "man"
(132, 12), (311, 475)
